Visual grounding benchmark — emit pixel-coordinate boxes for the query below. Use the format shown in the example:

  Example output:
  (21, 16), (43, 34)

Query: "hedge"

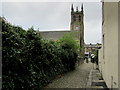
(2, 17), (79, 89)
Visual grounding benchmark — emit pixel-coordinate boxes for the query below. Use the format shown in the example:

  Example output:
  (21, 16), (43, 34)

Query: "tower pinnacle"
(81, 3), (83, 12)
(71, 4), (74, 12)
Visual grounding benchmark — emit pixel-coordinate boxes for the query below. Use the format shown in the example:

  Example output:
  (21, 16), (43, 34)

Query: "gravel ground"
(45, 62), (94, 88)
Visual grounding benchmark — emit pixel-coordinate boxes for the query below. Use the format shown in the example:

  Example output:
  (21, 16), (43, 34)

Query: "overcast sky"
(2, 1), (102, 44)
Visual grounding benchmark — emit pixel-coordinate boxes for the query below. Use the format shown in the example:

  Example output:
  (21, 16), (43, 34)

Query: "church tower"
(70, 4), (84, 57)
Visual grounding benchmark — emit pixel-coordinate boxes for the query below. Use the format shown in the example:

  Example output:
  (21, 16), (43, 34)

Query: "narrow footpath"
(46, 62), (93, 88)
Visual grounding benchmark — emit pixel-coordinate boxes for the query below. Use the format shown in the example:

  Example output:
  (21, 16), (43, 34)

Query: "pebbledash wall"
(99, 2), (119, 88)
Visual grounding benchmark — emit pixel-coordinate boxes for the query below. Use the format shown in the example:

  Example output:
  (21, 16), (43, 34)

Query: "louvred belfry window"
(73, 16), (76, 21)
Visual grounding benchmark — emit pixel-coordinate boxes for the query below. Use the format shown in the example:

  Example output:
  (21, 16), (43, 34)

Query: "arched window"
(79, 15), (81, 22)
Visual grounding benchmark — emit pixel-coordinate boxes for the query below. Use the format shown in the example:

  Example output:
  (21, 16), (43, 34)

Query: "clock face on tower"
(75, 26), (79, 30)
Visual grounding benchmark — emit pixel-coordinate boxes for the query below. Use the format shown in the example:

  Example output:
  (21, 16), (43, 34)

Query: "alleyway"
(46, 62), (93, 88)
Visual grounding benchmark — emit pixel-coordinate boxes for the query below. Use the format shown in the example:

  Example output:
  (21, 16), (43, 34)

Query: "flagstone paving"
(46, 62), (94, 88)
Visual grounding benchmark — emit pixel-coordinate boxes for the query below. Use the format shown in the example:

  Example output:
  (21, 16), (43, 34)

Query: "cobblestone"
(46, 62), (93, 88)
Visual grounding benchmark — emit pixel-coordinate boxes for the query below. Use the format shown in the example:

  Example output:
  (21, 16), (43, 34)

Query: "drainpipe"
(111, 76), (113, 89)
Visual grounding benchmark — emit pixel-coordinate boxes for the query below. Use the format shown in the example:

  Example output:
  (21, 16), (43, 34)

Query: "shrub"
(2, 17), (79, 89)
(58, 33), (79, 71)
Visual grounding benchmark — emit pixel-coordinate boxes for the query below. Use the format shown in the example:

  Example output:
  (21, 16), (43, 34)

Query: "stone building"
(40, 4), (84, 57)
(99, 1), (120, 89)
(70, 4), (84, 57)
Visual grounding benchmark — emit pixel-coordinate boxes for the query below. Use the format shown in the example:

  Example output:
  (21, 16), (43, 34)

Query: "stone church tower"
(70, 4), (84, 57)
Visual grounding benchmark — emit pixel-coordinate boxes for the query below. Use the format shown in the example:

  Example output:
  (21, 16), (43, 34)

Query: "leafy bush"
(58, 33), (79, 71)
(2, 17), (79, 89)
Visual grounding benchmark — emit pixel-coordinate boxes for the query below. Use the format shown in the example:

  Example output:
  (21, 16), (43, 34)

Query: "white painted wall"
(118, 2), (120, 89)
(99, 2), (119, 88)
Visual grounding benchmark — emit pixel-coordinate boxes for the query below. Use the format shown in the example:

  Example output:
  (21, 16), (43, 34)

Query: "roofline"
(39, 30), (71, 32)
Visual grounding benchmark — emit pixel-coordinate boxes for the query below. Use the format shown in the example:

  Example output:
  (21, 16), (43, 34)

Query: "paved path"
(46, 62), (93, 88)
(87, 68), (108, 89)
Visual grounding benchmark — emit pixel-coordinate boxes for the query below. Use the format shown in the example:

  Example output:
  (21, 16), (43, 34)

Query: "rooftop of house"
(84, 43), (102, 48)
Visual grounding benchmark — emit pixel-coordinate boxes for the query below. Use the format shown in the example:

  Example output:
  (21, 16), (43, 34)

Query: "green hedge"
(2, 18), (79, 89)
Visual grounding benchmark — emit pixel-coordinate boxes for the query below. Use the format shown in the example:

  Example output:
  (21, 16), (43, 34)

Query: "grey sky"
(2, 2), (102, 44)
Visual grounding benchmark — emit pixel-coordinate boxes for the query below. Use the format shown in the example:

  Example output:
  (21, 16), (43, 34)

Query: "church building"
(40, 4), (84, 57)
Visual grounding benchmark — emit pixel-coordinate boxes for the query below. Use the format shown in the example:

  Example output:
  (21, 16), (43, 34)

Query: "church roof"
(39, 30), (70, 40)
